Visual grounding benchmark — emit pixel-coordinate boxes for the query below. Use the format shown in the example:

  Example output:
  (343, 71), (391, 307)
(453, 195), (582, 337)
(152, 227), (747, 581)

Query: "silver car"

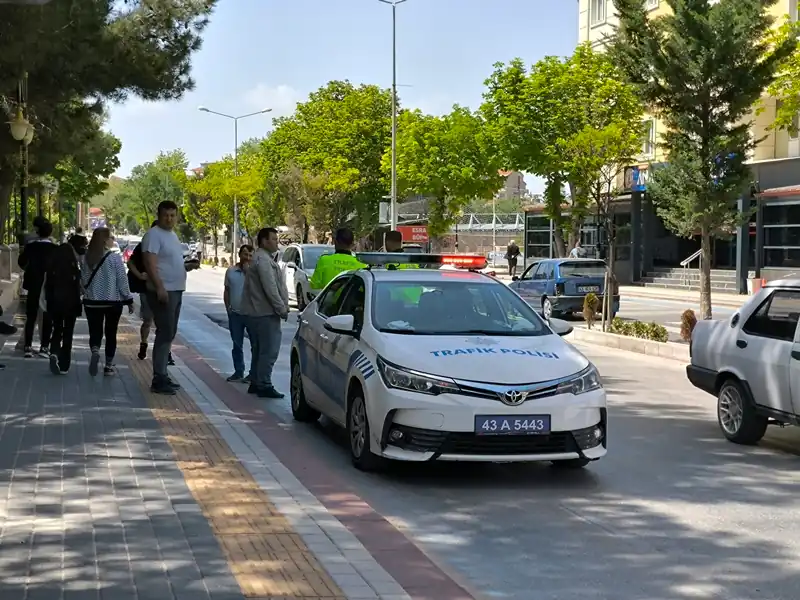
(279, 244), (335, 310)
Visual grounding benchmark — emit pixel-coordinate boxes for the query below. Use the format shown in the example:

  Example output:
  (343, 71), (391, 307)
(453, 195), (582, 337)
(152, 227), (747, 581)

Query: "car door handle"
(300, 319), (308, 325)
(320, 333), (329, 340)
(736, 339), (748, 349)
(792, 350), (800, 361)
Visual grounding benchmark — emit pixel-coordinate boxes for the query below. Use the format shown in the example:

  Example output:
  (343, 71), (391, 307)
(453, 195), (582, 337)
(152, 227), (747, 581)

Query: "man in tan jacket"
(240, 227), (289, 398)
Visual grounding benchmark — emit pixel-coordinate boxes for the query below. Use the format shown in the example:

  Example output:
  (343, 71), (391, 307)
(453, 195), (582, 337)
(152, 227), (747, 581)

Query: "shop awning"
(757, 185), (800, 199)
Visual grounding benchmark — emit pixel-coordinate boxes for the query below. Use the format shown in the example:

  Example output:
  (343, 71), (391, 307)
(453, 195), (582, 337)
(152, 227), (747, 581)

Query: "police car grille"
(440, 432), (577, 456)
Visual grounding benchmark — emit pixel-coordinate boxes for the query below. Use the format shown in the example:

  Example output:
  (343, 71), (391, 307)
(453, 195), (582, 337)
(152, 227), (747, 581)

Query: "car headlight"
(376, 357), (459, 395)
(555, 365), (602, 395)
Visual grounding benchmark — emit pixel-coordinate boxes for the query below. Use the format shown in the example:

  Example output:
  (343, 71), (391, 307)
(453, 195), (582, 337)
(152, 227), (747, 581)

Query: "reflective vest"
(309, 252), (366, 291)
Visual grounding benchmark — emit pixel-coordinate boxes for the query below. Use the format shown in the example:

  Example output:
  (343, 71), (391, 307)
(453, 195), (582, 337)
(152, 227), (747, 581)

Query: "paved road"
(180, 267), (800, 600)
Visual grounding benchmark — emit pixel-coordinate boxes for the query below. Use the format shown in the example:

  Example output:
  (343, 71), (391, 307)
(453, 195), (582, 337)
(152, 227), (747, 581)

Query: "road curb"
(568, 326), (689, 363)
(620, 288), (746, 309)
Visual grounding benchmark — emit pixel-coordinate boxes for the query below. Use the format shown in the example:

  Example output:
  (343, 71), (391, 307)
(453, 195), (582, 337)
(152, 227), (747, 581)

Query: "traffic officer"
(309, 227), (366, 293)
(384, 230), (421, 304)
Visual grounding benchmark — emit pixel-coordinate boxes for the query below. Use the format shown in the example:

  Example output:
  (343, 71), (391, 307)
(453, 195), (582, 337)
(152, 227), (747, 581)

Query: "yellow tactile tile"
(117, 324), (347, 600)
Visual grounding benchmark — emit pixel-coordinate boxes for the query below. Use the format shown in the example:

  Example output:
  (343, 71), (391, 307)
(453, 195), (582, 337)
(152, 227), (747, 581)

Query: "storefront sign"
(397, 225), (429, 242)
(624, 166), (648, 192)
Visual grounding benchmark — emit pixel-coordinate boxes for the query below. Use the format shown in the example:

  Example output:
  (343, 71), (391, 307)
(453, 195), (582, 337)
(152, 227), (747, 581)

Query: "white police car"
(289, 253), (607, 471)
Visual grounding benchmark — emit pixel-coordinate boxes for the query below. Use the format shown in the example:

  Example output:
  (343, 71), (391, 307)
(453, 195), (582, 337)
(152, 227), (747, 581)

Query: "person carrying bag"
(82, 228), (134, 377)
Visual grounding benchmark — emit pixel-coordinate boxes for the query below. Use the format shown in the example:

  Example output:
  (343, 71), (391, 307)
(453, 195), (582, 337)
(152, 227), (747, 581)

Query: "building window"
(790, 0), (798, 22)
(590, 0), (606, 25)
(642, 120), (656, 157)
(790, 112), (799, 140)
(645, 0), (659, 9)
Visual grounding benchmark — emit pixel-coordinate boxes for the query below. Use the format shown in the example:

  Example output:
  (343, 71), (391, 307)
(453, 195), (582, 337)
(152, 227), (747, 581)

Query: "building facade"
(555, 0), (800, 292)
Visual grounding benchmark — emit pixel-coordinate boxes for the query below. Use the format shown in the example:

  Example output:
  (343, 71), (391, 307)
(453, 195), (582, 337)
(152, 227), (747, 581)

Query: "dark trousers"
(507, 258), (518, 277)
(228, 310), (252, 378)
(24, 287), (51, 349)
(49, 311), (78, 371)
(147, 291), (182, 380)
(85, 306), (123, 363)
(247, 314), (282, 389)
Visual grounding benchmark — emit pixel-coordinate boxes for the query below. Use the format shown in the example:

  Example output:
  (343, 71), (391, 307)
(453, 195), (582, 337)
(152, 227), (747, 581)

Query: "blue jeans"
(246, 315), (282, 389)
(228, 311), (251, 378)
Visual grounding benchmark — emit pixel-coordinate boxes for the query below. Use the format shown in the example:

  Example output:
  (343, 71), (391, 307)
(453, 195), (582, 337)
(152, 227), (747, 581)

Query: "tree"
(119, 150), (189, 229)
(764, 16), (800, 132)
(0, 0), (216, 233)
(609, 0), (795, 319)
(183, 164), (232, 262)
(388, 107), (504, 237)
(483, 43), (644, 256)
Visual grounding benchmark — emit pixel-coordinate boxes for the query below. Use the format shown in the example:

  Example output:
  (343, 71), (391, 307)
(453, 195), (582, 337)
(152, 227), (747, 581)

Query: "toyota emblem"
(501, 390), (527, 406)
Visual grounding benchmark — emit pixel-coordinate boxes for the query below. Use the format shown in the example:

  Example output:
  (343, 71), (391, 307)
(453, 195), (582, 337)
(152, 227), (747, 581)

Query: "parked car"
(279, 244), (335, 310)
(687, 279), (800, 445)
(508, 258), (619, 320)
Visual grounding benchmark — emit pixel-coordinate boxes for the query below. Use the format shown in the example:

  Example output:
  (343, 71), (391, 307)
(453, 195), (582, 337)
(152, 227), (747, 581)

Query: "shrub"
(680, 309), (697, 342)
(583, 293), (600, 328)
(609, 317), (669, 342)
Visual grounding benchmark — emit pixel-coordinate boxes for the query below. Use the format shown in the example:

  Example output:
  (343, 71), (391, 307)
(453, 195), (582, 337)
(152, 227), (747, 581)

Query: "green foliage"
(764, 16), (800, 133)
(609, 0), (795, 319)
(680, 309), (698, 342)
(483, 43), (643, 254)
(55, 129), (121, 205)
(583, 293), (600, 329)
(610, 318), (669, 343)
(388, 107), (503, 237)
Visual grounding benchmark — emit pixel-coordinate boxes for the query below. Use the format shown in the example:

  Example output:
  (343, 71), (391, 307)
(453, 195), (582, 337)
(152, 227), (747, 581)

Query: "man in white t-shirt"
(141, 200), (200, 394)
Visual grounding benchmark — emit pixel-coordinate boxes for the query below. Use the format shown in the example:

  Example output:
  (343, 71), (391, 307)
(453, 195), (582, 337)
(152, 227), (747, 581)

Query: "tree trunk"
(553, 228), (567, 257)
(699, 227), (712, 320)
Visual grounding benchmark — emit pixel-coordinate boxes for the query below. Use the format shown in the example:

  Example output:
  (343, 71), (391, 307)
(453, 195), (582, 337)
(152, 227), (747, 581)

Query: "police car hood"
(384, 333), (589, 384)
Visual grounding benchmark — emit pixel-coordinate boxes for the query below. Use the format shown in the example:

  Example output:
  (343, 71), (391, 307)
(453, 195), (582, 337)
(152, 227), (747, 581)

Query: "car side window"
(317, 276), (351, 318)
(281, 248), (295, 263)
(742, 290), (800, 342)
(337, 277), (366, 331)
(533, 263), (548, 280)
(294, 249), (303, 270)
(519, 263), (538, 281)
(543, 263), (555, 280)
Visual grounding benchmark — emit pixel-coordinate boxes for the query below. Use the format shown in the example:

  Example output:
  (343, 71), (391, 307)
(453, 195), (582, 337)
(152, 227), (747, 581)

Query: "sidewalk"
(618, 284), (746, 307)
(0, 311), (472, 600)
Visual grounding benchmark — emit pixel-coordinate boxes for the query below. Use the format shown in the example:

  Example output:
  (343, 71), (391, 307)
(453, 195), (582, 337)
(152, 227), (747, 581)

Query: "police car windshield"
(372, 279), (549, 336)
(303, 246), (334, 270)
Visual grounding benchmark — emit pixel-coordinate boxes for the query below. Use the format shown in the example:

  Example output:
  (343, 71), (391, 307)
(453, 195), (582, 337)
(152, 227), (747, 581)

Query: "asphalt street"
(174, 267), (800, 600)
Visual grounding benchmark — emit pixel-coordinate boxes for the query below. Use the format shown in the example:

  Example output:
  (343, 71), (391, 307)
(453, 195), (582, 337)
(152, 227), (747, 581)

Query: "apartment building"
(556, 0), (800, 290)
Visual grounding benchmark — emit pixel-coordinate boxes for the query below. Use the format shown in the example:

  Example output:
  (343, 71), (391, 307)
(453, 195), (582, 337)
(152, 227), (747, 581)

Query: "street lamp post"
(198, 106), (272, 258)
(8, 73), (35, 245)
(379, 0), (406, 230)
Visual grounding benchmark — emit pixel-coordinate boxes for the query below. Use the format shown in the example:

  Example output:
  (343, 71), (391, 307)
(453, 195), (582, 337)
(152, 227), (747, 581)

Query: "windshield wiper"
(440, 329), (539, 336)
(378, 327), (417, 334)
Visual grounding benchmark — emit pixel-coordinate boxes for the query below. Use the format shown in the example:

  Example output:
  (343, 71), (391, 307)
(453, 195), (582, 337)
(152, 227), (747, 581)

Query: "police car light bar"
(356, 252), (488, 270)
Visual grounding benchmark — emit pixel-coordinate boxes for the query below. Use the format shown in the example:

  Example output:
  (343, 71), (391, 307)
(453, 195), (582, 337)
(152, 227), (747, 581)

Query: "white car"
(289, 252), (608, 471)
(687, 279), (800, 445)
(279, 244), (334, 310)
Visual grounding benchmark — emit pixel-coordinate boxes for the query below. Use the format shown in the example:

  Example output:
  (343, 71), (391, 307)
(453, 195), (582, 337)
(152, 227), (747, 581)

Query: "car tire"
(296, 285), (306, 311)
(717, 378), (767, 445)
(290, 358), (320, 423)
(347, 393), (383, 471)
(551, 458), (591, 469)
(542, 297), (556, 320)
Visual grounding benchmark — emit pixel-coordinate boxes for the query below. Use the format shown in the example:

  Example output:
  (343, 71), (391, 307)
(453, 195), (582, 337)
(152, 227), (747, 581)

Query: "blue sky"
(106, 0), (578, 194)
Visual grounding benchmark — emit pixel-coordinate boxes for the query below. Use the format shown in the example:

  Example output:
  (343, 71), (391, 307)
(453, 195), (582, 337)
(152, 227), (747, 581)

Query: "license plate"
(579, 285), (600, 293)
(474, 415), (551, 435)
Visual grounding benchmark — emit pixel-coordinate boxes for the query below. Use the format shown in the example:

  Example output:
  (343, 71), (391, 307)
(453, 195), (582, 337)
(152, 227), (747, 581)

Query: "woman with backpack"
(44, 234), (88, 374)
(82, 228), (134, 376)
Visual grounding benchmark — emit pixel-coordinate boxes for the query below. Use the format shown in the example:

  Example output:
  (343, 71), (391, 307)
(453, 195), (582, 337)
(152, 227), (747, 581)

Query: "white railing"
(680, 249), (703, 286)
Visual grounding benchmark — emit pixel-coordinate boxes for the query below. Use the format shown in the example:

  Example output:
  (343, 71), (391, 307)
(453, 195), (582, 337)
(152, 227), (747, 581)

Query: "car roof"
(765, 278), (800, 289)
(365, 268), (493, 283)
(291, 244), (332, 250)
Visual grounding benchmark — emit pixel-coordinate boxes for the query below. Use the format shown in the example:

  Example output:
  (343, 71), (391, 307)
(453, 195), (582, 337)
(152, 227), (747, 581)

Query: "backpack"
(127, 244), (147, 293)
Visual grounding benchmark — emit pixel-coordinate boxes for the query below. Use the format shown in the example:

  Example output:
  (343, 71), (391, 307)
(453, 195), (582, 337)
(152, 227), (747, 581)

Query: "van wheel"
(296, 285), (306, 311)
(717, 379), (767, 445)
(290, 359), (319, 423)
(347, 394), (383, 471)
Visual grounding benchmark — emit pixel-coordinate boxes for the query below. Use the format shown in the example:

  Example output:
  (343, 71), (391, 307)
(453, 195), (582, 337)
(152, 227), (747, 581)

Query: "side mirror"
(286, 261), (297, 270)
(548, 317), (573, 337)
(511, 276), (519, 282)
(324, 314), (356, 335)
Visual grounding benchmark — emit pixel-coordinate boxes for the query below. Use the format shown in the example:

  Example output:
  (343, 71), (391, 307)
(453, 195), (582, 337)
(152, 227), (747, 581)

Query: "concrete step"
(649, 269), (738, 279)
(639, 281), (738, 293)
(641, 276), (739, 288)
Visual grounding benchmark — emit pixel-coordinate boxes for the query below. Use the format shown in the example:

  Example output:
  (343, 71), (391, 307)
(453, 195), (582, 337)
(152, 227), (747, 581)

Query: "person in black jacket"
(18, 219), (56, 357)
(45, 235), (87, 374)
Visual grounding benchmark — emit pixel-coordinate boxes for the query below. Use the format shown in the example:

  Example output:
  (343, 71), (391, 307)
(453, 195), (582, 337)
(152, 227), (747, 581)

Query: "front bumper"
(371, 387), (607, 463)
(552, 295), (620, 314)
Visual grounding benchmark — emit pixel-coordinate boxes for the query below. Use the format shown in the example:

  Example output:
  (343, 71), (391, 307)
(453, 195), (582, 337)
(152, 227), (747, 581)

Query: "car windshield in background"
(559, 261), (606, 278)
(303, 247), (334, 270)
(372, 280), (549, 336)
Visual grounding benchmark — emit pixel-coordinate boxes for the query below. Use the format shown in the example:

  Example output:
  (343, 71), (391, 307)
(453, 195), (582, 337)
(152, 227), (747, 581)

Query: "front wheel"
(290, 359), (320, 423)
(717, 379), (767, 445)
(542, 297), (555, 320)
(347, 394), (383, 471)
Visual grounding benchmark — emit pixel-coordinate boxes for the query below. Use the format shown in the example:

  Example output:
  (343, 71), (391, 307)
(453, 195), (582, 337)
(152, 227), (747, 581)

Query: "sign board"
(397, 225), (429, 243)
(89, 215), (107, 230)
(623, 166), (648, 193)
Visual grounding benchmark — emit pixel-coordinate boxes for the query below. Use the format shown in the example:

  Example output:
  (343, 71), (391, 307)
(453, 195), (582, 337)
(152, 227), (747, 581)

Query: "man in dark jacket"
(505, 240), (520, 278)
(18, 219), (56, 357)
(45, 235), (86, 374)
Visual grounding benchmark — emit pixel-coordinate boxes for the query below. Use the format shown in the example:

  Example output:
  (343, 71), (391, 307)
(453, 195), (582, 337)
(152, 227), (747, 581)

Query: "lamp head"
(8, 109), (29, 142)
(197, 106), (209, 112)
(261, 108), (273, 114)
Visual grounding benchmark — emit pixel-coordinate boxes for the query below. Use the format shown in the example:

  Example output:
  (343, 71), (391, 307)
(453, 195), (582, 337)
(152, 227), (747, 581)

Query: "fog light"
(389, 429), (405, 442)
(593, 426), (603, 441)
